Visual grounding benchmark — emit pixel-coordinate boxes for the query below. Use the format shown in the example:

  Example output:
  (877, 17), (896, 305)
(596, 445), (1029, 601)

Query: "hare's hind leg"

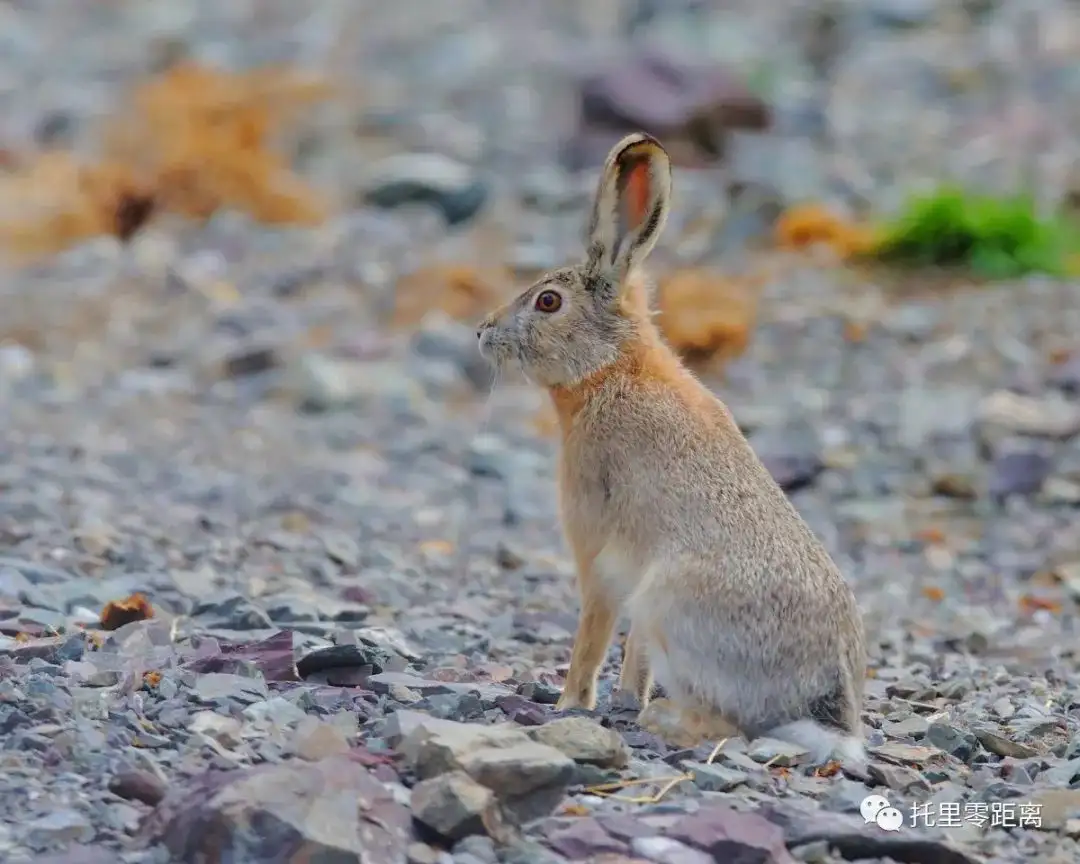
(617, 625), (654, 707)
(679, 701), (741, 745)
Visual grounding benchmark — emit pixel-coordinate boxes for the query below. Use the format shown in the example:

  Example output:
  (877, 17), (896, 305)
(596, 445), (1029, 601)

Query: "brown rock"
(527, 717), (630, 769)
(569, 51), (772, 169)
(139, 759), (411, 864)
(290, 715), (353, 761)
(108, 768), (167, 806)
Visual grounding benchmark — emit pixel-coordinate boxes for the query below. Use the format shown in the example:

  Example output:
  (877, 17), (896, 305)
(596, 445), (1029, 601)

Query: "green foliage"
(869, 186), (1080, 279)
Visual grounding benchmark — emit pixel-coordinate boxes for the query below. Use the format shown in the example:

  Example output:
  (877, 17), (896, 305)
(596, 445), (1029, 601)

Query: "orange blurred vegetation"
(655, 268), (758, 360)
(100, 592), (154, 631)
(0, 62), (332, 259)
(392, 264), (509, 329)
(773, 204), (879, 259)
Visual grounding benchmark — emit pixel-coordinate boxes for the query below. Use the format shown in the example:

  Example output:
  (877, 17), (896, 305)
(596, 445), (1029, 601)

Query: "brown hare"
(477, 133), (866, 765)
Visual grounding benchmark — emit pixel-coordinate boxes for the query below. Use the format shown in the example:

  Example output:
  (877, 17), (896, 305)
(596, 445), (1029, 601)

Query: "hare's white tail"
(767, 719), (866, 768)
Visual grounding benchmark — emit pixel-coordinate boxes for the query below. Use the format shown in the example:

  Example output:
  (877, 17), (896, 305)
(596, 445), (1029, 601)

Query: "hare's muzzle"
(476, 317), (496, 359)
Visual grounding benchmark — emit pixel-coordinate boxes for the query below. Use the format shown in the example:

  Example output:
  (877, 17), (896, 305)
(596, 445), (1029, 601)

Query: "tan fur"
(477, 133), (867, 764)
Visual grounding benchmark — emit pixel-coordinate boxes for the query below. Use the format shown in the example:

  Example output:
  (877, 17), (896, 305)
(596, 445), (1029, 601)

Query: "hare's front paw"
(555, 685), (597, 712)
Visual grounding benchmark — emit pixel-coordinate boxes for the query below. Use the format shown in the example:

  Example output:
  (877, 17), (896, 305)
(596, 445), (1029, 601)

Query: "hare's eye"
(535, 289), (562, 313)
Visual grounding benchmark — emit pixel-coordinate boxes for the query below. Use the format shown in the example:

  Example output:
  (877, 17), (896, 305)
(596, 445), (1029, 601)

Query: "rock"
(361, 153), (488, 226)
(289, 355), (418, 414)
(630, 835), (713, 864)
(867, 761), (929, 792)
(189, 710), (243, 748)
(762, 801), (981, 864)
(411, 770), (504, 843)
(186, 630), (299, 683)
(191, 592), (273, 630)
(404, 842), (446, 864)
(291, 715), (353, 761)
(31, 846), (116, 864)
(140, 760), (411, 863)
(747, 738), (809, 767)
(929, 469), (978, 500)
(322, 531), (361, 568)
(410, 310), (494, 392)
(354, 626), (422, 663)
(752, 423), (824, 492)
(869, 0), (941, 28)
(1041, 476), (1080, 505)
(899, 387), (981, 449)
(24, 810), (94, 850)
(974, 728), (1037, 759)
(977, 390), (1080, 440)
(221, 345), (279, 379)
(452, 835), (498, 863)
(296, 642), (390, 679)
(682, 760), (750, 792)
(495, 694), (547, 727)
(243, 696), (307, 728)
(925, 722), (978, 762)
(869, 741), (942, 765)
(667, 805), (795, 863)
(1049, 352), (1080, 395)
(400, 718), (575, 824)
(882, 714), (930, 740)
(109, 768), (167, 806)
(569, 51), (771, 170)
(527, 717), (630, 769)
(192, 672), (268, 705)
(547, 818), (628, 859)
(988, 446), (1052, 499)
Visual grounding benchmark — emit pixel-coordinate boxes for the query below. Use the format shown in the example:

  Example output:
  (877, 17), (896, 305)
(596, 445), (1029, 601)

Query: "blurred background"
(1, 2), (1080, 859)
(0, 0), (1078, 661)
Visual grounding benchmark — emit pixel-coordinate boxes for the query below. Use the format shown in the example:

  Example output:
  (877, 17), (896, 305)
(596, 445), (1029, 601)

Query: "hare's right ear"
(584, 133), (672, 290)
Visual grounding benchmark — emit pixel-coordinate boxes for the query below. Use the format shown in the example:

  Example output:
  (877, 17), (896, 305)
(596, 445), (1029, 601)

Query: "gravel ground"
(3, 2), (1080, 863)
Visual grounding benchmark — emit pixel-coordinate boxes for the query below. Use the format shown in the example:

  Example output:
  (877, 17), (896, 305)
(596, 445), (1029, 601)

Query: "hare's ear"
(584, 133), (671, 288)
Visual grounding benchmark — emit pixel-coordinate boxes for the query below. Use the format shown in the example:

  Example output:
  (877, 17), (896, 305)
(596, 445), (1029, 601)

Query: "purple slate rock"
(580, 52), (771, 133)
(546, 818), (629, 860)
(495, 694), (548, 727)
(598, 812), (663, 843)
(666, 805), (796, 864)
(988, 449), (1052, 499)
(32, 846), (116, 864)
(183, 630), (298, 682)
